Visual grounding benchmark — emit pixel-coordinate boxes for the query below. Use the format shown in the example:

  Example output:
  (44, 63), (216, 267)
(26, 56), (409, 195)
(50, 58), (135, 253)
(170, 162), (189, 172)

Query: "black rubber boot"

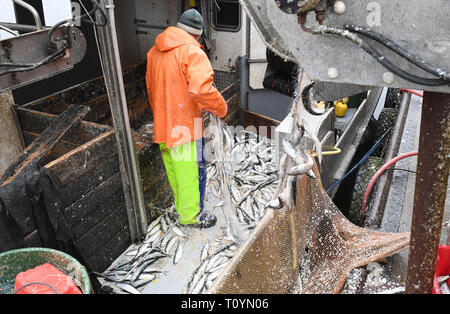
(185, 212), (217, 229)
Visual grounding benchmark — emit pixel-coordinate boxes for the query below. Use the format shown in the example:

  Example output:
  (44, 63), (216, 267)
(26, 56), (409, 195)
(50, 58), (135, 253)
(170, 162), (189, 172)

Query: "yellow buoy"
(335, 101), (348, 117)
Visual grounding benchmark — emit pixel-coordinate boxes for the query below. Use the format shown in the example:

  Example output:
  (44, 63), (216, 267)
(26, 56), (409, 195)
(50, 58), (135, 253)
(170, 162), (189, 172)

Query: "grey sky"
(1, 0), (72, 39)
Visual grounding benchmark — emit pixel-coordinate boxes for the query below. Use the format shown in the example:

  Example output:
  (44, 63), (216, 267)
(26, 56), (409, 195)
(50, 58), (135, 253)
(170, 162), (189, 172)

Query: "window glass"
(211, 0), (240, 32)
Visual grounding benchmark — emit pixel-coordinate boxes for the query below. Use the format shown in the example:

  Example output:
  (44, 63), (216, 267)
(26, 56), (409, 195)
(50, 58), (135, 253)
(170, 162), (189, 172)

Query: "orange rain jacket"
(146, 26), (228, 148)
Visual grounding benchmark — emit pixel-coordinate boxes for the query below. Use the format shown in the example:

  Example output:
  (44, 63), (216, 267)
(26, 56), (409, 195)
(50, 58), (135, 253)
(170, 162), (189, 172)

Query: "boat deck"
(98, 191), (230, 294)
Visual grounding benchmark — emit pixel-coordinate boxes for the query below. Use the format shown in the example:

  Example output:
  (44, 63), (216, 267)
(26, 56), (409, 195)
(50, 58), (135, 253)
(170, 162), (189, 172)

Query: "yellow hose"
(312, 147), (341, 157)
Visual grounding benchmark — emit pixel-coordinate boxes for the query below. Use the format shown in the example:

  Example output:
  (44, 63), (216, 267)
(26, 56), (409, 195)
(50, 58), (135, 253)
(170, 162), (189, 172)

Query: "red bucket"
(433, 245), (450, 294)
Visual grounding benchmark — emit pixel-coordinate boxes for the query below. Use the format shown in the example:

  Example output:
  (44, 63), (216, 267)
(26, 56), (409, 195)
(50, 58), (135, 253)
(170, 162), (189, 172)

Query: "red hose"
(361, 151), (419, 219)
(401, 89), (423, 97)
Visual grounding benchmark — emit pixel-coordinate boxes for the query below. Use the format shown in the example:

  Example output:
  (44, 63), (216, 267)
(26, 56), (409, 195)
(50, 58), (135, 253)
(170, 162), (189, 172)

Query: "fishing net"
(99, 73), (410, 294)
(208, 73), (410, 294)
(0, 279), (15, 294)
(209, 161), (410, 294)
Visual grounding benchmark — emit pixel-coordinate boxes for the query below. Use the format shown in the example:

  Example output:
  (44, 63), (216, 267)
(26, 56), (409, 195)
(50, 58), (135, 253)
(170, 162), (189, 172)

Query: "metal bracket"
(0, 27), (86, 92)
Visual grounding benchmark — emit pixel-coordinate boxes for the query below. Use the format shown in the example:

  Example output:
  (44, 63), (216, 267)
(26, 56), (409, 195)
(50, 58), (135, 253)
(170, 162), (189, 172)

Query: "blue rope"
(326, 127), (392, 194)
(14, 282), (58, 294)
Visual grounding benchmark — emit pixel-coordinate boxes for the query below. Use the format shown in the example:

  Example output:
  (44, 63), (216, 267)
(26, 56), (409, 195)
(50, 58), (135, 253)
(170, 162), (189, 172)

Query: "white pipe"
(0, 25), (18, 37)
(12, 0), (43, 30)
(104, 0), (148, 234)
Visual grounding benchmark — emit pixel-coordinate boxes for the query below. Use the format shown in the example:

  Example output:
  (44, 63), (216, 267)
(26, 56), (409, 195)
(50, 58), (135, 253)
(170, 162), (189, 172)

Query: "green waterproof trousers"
(159, 139), (206, 225)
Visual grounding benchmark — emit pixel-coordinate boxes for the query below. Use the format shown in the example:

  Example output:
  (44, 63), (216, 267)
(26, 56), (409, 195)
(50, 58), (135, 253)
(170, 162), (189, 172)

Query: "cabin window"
(210, 0), (241, 32)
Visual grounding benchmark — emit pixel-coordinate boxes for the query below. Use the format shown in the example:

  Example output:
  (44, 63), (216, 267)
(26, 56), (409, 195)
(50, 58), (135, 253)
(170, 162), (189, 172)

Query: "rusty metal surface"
(0, 27), (87, 93)
(405, 92), (450, 294)
(210, 159), (410, 294)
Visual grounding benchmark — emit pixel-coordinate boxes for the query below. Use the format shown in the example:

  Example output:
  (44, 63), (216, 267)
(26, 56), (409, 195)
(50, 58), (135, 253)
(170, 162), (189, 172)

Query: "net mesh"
(210, 161), (410, 294)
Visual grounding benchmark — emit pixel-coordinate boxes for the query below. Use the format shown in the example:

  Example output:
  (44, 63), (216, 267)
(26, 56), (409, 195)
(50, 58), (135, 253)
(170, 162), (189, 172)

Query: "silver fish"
(173, 241), (183, 264)
(147, 230), (161, 243)
(200, 242), (210, 262)
(146, 216), (161, 233)
(188, 261), (209, 293)
(142, 265), (164, 274)
(138, 273), (157, 281)
(147, 224), (161, 237)
(191, 274), (206, 294)
(165, 236), (179, 255)
(160, 234), (171, 248)
(117, 283), (141, 294)
(124, 249), (138, 257)
(160, 214), (168, 233)
(172, 225), (186, 237)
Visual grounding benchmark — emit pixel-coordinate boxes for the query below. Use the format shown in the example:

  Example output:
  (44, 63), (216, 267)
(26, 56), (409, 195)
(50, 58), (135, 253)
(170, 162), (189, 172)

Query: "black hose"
(311, 25), (449, 86)
(358, 39), (449, 86)
(47, 0), (107, 51)
(0, 0), (107, 76)
(344, 24), (450, 81)
(301, 81), (328, 116)
(0, 44), (67, 76)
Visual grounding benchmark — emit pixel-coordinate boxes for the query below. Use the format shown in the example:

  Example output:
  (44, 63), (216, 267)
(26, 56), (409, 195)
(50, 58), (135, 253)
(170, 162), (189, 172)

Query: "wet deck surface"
(141, 194), (227, 294)
(99, 193), (230, 294)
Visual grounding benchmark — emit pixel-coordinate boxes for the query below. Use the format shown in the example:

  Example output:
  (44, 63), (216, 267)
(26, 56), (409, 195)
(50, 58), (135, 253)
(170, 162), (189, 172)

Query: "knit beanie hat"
(176, 9), (204, 36)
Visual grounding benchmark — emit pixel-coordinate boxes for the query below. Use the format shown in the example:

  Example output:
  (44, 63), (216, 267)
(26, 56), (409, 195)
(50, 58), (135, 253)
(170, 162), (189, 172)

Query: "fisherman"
(146, 9), (228, 229)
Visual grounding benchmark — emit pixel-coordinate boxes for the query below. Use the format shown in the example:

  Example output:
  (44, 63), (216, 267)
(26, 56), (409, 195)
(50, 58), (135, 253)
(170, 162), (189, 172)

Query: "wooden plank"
(70, 183), (125, 239)
(21, 78), (108, 113)
(127, 97), (152, 130)
(16, 107), (111, 145)
(243, 109), (280, 139)
(75, 203), (129, 260)
(85, 226), (131, 272)
(138, 145), (162, 177)
(81, 79), (146, 116)
(61, 171), (122, 231)
(140, 152), (165, 182)
(1, 105), (90, 187)
(44, 130), (118, 188)
(72, 189), (125, 240)
(21, 61), (146, 113)
(145, 186), (173, 216)
(23, 229), (43, 248)
(243, 109), (280, 127)
(45, 155), (120, 213)
(22, 131), (80, 166)
(22, 131), (78, 150)
(23, 76), (147, 126)
(143, 171), (169, 196)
